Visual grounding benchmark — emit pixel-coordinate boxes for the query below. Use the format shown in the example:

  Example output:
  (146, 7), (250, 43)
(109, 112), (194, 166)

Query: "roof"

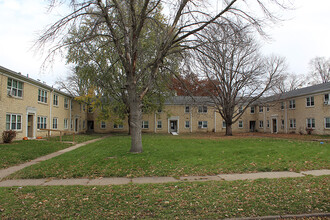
(165, 96), (213, 105)
(264, 82), (330, 102)
(0, 65), (74, 98)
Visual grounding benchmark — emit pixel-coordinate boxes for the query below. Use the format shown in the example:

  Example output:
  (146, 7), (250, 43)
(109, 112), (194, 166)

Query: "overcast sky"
(1, 0), (330, 86)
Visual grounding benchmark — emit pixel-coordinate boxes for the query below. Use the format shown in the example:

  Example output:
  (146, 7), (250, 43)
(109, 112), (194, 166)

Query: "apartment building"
(0, 66), (87, 142)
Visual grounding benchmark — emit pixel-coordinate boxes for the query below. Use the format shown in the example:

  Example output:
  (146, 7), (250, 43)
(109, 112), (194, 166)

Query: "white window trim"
(6, 113), (22, 131)
(306, 96), (315, 107)
(185, 120), (190, 128)
(185, 106), (190, 113)
(53, 94), (59, 106)
(142, 121), (149, 129)
(37, 116), (47, 130)
(289, 119), (296, 129)
(306, 118), (315, 129)
(238, 120), (243, 128)
(52, 117), (58, 129)
(289, 100), (295, 109)
(198, 121), (208, 129)
(325, 117), (330, 129)
(38, 89), (48, 104)
(250, 106), (255, 114)
(113, 124), (124, 129)
(100, 121), (106, 129)
(198, 106), (208, 113)
(7, 78), (23, 98)
(157, 121), (162, 129)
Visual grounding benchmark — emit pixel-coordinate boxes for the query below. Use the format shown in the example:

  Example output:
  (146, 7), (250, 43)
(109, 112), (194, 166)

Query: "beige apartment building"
(0, 66), (87, 143)
(1, 65), (329, 142)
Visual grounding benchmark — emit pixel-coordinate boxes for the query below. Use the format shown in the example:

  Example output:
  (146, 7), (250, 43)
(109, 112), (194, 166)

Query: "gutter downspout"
(190, 107), (192, 133)
(263, 107), (266, 133)
(154, 112), (157, 133)
(49, 90), (53, 136)
(214, 109), (217, 133)
(70, 99), (72, 132)
(285, 101), (288, 134)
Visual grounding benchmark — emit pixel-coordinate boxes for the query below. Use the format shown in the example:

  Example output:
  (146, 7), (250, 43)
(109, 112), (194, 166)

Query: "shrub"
(2, 130), (17, 143)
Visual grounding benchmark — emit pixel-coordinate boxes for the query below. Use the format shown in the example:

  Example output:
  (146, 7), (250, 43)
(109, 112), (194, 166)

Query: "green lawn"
(0, 176), (328, 219)
(7, 134), (329, 179)
(0, 134), (105, 169)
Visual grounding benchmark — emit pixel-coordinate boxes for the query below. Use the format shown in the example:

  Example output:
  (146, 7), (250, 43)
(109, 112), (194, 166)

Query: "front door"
(27, 114), (34, 138)
(272, 119), (277, 133)
(87, 121), (94, 132)
(249, 121), (256, 132)
(170, 120), (178, 132)
(75, 118), (79, 132)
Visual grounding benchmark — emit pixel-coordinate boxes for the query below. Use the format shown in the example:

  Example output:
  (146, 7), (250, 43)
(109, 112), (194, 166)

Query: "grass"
(0, 176), (328, 219)
(0, 134), (105, 169)
(7, 134), (329, 179)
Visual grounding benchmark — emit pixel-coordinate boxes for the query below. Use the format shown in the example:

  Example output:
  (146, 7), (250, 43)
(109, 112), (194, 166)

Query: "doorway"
(272, 118), (277, 133)
(27, 114), (34, 138)
(249, 121), (256, 132)
(75, 118), (79, 132)
(87, 121), (94, 132)
(170, 120), (178, 133)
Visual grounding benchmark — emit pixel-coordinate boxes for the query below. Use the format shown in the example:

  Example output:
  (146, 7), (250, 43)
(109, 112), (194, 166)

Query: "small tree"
(2, 130), (17, 143)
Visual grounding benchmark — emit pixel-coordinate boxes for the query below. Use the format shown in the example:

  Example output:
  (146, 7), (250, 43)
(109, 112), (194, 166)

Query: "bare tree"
(189, 23), (286, 136)
(271, 73), (306, 94)
(35, 0), (291, 152)
(309, 57), (330, 84)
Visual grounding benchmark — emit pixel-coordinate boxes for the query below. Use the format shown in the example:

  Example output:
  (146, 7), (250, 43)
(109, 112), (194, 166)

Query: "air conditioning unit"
(7, 89), (12, 96)
(324, 101), (329, 105)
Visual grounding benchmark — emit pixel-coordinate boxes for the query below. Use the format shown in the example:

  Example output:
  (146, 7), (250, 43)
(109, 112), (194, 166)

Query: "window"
(222, 121), (226, 128)
(157, 109), (162, 113)
(64, 119), (68, 129)
(281, 102), (284, 110)
(267, 120), (270, 128)
(53, 94), (59, 106)
(238, 120), (243, 128)
(88, 106), (93, 113)
(281, 120), (285, 129)
(53, 118), (58, 129)
(38, 89), (48, 103)
(325, 94), (330, 104)
(266, 106), (270, 112)
(306, 118), (315, 129)
(198, 121), (208, 128)
(306, 96), (314, 107)
(185, 121), (190, 128)
(142, 121), (149, 129)
(289, 119), (296, 129)
(185, 106), (190, 113)
(6, 114), (22, 130)
(259, 120), (264, 128)
(157, 121), (162, 129)
(7, 78), (23, 98)
(37, 116), (47, 129)
(101, 121), (106, 129)
(259, 106), (263, 113)
(238, 106), (243, 113)
(289, 100), (295, 109)
(198, 106), (207, 113)
(250, 106), (255, 114)
(83, 120), (86, 129)
(71, 119), (73, 129)
(114, 123), (123, 129)
(325, 118), (330, 129)
(64, 98), (69, 109)
(83, 104), (86, 112)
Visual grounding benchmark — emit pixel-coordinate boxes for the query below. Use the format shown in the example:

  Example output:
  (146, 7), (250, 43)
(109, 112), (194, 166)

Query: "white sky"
(0, 0), (330, 86)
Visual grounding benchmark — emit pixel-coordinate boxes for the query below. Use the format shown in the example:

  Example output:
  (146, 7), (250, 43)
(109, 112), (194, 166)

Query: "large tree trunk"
(128, 90), (143, 153)
(225, 123), (233, 136)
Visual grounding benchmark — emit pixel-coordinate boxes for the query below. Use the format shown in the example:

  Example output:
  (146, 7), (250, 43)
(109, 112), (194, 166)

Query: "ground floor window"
(267, 120), (270, 128)
(52, 118), (58, 129)
(185, 121), (190, 128)
(198, 121), (208, 128)
(222, 121), (226, 128)
(306, 118), (315, 129)
(281, 120), (285, 129)
(64, 119), (68, 129)
(289, 119), (296, 128)
(6, 113), (22, 130)
(157, 121), (162, 129)
(259, 120), (264, 128)
(37, 116), (47, 129)
(101, 121), (106, 129)
(238, 120), (243, 128)
(83, 120), (86, 129)
(114, 123), (124, 129)
(142, 121), (149, 129)
(325, 118), (330, 129)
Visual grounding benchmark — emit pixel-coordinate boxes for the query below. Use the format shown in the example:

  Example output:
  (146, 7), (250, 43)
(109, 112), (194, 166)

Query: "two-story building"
(0, 65), (87, 142)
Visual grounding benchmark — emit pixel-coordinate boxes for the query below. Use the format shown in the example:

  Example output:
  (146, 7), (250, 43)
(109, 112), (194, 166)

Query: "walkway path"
(0, 136), (329, 187)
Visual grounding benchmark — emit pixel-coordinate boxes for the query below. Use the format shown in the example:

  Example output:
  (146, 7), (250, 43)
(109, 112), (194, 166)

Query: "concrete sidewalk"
(0, 169), (329, 187)
(0, 135), (110, 180)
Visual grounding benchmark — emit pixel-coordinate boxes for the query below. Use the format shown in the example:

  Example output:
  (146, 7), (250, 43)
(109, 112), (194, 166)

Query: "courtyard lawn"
(0, 134), (105, 169)
(7, 134), (329, 179)
(0, 176), (328, 219)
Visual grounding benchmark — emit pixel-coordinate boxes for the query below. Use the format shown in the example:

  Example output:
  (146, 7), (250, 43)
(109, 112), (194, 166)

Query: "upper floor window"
(250, 106), (255, 114)
(198, 106), (207, 113)
(64, 98), (69, 109)
(7, 78), (23, 98)
(37, 116), (47, 129)
(259, 106), (263, 113)
(238, 106), (243, 113)
(6, 113), (22, 131)
(280, 102), (284, 110)
(83, 104), (86, 111)
(306, 96), (314, 107)
(325, 94), (329, 104)
(306, 118), (315, 129)
(266, 106), (270, 112)
(53, 94), (59, 106)
(289, 100), (295, 109)
(185, 106), (190, 113)
(38, 89), (48, 103)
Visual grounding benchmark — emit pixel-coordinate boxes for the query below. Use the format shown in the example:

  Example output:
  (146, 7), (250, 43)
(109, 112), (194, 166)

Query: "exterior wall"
(0, 68), (87, 143)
